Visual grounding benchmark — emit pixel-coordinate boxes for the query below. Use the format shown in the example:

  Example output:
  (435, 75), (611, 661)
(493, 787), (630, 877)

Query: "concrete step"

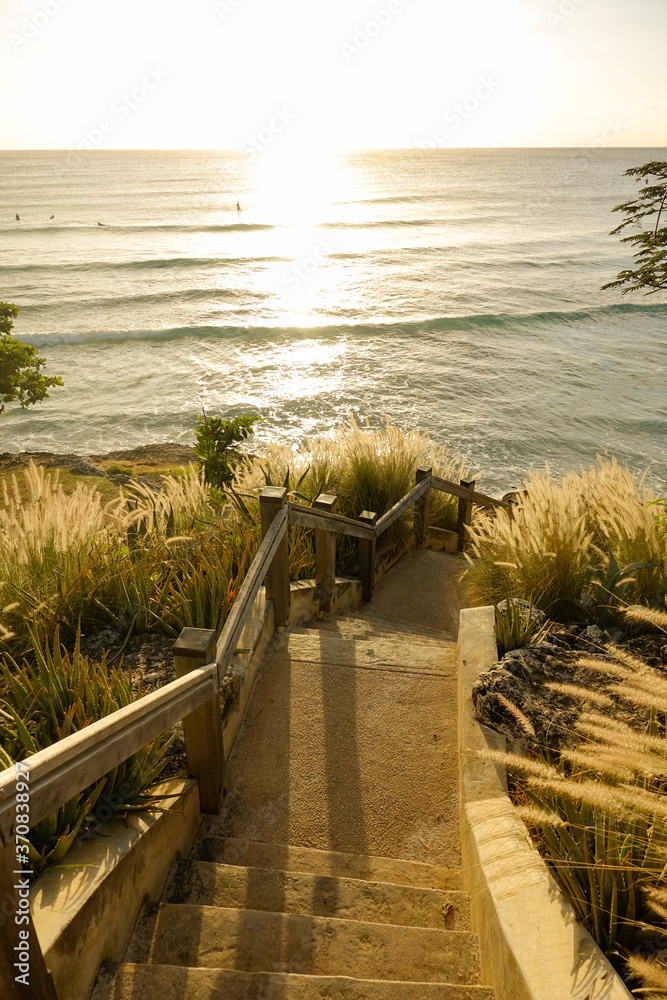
(190, 836), (463, 891)
(93, 963), (496, 1000)
(126, 902), (482, 984)
(348, 610), (456, 642)
(271, 630), (455, 677)
(295, 617), (455, 648)
(163, 859), (470, 931)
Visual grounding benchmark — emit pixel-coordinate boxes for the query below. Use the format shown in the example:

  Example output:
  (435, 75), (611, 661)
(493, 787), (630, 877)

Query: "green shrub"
(194, 412), (261, 489)
(0, 630), (175, 875)
(105, 463), (135, 476)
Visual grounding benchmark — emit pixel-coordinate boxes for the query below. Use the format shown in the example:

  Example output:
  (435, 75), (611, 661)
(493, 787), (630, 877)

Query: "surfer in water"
(15, 214), (20, 221)
(236, 201), (241, 212)
(50, 215), (55, 219)
(97, 222), (106, 226)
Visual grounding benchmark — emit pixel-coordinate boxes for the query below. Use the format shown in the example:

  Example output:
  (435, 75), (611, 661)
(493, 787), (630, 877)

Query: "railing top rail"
(375, 477), (430, 536)
(0, 662), (218, 849)
(216, 503), (288, 670)
(431, 475), (509, 511)
(287, 503), (375, 541)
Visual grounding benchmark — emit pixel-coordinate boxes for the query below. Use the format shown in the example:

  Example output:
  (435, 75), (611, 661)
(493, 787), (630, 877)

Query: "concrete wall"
(458, 606), (632, 1000)
(32, 778), (201, 1000)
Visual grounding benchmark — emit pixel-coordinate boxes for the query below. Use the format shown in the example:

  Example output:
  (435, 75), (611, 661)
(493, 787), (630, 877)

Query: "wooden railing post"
(173, 628), (225, 813)
(260, 487), (291, 627)
(456, 479), (476, 552)
(0, 835), (59, 999)
(414, 466), (432, 547)
(314, 493), (337, 613)
(358, 511), (378, 602)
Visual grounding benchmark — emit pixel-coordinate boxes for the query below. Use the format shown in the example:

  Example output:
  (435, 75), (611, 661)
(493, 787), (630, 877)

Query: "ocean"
(0, 147), (665, 494)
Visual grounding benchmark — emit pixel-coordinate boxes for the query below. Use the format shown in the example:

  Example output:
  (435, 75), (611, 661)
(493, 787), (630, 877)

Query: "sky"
(1, 0), (666, 151)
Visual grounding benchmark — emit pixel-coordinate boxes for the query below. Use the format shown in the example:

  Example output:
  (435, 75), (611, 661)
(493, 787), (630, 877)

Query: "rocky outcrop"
(471, 623), (646, 752)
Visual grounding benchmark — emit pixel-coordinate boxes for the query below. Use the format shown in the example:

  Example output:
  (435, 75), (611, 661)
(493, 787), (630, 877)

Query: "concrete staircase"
(93, 551), (495, 1000)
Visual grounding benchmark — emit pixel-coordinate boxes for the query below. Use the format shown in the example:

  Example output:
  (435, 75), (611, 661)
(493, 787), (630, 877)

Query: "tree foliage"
(194, 411), (262, 488)
(603, 161), (667, 295)
(0, 302), (63, 414)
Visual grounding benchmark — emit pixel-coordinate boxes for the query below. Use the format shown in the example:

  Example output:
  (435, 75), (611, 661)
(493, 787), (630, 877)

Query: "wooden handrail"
(288, 502), (376, 540)
(215, 503), (288, 670)
(0, 662), (218, 849)
(431, 475), (509, 511)
(375, 477), (431, 535)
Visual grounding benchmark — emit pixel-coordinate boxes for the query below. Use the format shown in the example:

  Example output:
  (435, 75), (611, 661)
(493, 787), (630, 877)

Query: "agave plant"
(581, 550), (659, 628)
(520, 778), (667, 954)
(493, 596), (551, 656)
(0, 629), (176, 876)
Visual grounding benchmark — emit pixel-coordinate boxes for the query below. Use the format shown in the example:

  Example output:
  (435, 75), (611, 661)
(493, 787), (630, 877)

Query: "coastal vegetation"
(603, 160), (667, 295)
(1, 411), (666, 998)
(0, 302), (63, 414)
(463, 457), (665, 624)
(0, 418), (471, 871)
(486, 603), (667, 993)
(473, 458), (667, 992)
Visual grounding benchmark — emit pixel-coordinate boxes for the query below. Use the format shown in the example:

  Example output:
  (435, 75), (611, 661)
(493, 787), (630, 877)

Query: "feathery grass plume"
(559, 747), (637, 784)
(624, 953), (667, 996)
(580, 456), (664, 602)
(463, 464), (593, 619)
(576, 713), (667, 758)
(235, 415), (476, 574)
(462, 457), (666, 621)
(625, 604), (667, 633)
(478, 747), (565, 783)
(645, 887), (667, 923)
(608, 681), (667, 713)
(576, 656), (635, 680)
(494, 693), (536, 736)
(0, 462), (127, 654)
(546, 681), (615, 709)
(237, 414), (475, 525)
(482, 667), (667, 958)
(603, 645), (657, 674)
(516, 805), (567, 829)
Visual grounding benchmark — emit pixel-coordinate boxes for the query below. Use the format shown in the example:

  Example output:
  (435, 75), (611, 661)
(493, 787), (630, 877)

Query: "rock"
(495, 598), (546, 628)
(472, 643), (581, 751)
(502, 489), (529, 506)
(582, 624), (610, 650)
(472, 618), (661, 754)
(69, 457), (108, 478)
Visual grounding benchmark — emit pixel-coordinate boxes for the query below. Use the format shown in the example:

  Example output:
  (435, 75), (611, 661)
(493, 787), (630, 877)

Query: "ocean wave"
(2, 221), (276, 235)
(0, 254), (291, 273)
(18, 302), (667, 348)
(318, 219), (436, 229)
(2, 217), (439, 237)
(21, 286), (267, 312)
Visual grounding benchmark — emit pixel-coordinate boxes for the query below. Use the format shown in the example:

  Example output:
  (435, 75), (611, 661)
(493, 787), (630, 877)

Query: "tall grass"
(485, 604), (667, 991)
(0, 421), (470, 656)
(0, 464), (126, 654)
(236, 414), (475, 537)
(463, 458), (665, 621)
